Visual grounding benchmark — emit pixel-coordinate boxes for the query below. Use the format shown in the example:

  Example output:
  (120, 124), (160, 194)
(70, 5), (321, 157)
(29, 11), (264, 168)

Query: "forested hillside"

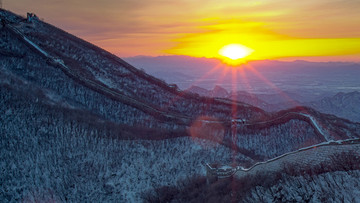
(1, 9), (360, 202)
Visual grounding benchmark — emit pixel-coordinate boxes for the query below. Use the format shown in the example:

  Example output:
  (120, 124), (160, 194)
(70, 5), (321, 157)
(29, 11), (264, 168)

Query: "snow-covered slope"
(1, 9), (360, 202)
(242, 170), (360, 202)
(144, 144), (360, 202)
(0, 66), (253, 202)
(307, 91), (360, 122)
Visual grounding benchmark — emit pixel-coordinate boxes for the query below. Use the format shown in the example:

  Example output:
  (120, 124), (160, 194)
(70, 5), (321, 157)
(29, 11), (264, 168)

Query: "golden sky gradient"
(5, 0), (360, 62)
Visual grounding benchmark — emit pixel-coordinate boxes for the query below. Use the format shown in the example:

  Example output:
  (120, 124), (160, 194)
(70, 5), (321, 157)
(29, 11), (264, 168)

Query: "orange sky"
(5, 0), (360, 62)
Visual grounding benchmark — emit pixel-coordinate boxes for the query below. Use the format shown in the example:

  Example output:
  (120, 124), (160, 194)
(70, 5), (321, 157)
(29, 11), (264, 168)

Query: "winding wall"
(235, 139), (360, 178)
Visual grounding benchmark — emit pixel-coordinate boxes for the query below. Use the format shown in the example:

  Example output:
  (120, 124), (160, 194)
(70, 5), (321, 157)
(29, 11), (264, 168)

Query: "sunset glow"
(219, 44), (253, 60)
(6, 0), (360, 62)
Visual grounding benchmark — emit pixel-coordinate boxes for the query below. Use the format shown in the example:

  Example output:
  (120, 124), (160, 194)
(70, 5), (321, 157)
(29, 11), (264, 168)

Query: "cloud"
(5, 0), (360, 60)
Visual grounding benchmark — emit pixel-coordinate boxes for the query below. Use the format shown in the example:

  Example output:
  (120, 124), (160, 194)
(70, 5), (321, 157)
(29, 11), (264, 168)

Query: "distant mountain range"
(307, 91), (360, 122)
(1, 9), (360, 202)
(185, 85), (360, 122)
(124, 55), (360, 99)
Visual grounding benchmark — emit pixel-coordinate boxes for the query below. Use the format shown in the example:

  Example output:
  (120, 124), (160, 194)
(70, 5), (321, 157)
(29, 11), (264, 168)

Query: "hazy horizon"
(124, 55), (360, 98)
(125, 54), (360, 64)
(4, 0), (360, 63)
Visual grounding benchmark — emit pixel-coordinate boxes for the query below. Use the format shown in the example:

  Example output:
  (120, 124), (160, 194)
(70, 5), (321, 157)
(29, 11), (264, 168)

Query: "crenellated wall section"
(206, 139), (360, 180)
(234, 139), (360, 178)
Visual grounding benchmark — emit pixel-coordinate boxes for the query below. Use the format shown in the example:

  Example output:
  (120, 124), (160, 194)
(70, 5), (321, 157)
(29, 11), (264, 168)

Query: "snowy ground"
(242, 170), (360, 202)
(1, 127), (249, 202)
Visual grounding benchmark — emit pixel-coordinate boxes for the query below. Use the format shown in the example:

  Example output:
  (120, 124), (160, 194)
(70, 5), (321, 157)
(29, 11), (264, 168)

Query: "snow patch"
(96, 76), (115, 88)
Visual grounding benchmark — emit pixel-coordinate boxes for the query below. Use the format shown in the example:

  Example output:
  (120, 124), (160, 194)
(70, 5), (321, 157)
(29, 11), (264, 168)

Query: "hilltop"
(1, 9), (360, 202)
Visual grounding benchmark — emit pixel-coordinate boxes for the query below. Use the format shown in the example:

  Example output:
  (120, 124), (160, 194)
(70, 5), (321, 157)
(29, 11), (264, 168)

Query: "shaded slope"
(0, 68), (252, 202)
(1, 9), (359, 157)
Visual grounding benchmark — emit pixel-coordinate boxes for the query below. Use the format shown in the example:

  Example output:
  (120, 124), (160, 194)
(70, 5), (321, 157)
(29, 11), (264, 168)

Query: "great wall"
(2, 11), (360, 183)
(1, 12), (335, 136)
(206, 138), (360, 180)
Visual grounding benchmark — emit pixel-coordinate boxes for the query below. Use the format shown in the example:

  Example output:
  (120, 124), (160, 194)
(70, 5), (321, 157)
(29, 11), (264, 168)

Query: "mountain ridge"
(1, 9), (360, 202)
(2, 9), (360, 151)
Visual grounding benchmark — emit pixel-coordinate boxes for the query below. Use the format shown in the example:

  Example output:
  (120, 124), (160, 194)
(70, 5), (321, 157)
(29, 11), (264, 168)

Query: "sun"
(219, 44), (254, 63)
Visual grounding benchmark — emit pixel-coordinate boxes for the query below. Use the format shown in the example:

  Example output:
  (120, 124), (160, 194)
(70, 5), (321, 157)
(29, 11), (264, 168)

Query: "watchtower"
(205, 163), (218, 184)
(27, 13), (38, 23)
